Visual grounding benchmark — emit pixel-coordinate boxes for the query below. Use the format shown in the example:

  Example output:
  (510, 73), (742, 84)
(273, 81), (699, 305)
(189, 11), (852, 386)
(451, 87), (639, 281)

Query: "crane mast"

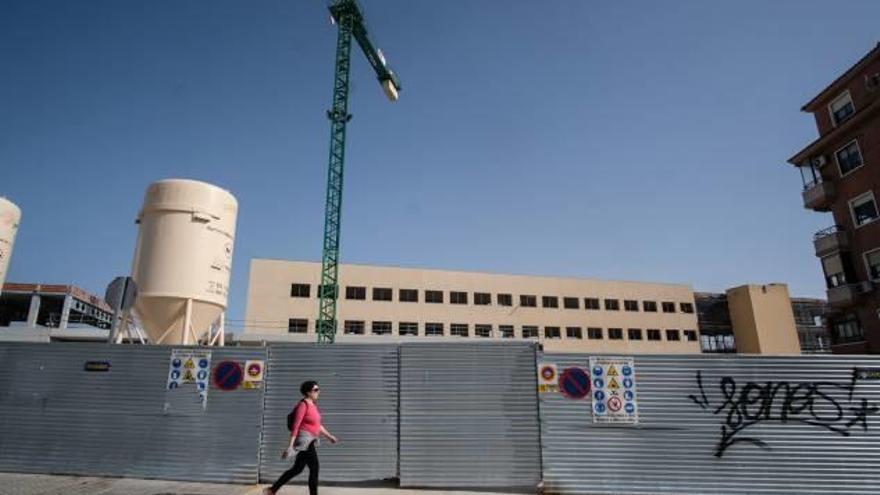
(316, 0), (400, 344)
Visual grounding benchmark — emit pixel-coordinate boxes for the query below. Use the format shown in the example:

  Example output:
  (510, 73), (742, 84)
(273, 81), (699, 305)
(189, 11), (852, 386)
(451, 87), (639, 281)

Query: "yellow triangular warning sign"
(184, 359), (195, 369)
(608, 377), (620, 390)
(183, 369), (195, 382)
(607, 365), (619, 377)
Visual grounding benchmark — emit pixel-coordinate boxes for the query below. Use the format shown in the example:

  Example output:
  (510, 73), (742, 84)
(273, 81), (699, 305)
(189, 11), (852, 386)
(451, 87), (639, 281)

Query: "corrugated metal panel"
(0, 342), (266, 484)
(399, 342), (541, 490)
(540, 353), (880, 495)
(259, 343), (398, 482)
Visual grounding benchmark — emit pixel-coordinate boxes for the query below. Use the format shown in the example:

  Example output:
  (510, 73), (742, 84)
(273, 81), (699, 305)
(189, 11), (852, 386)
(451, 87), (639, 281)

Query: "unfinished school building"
(242, 259), (806, 354)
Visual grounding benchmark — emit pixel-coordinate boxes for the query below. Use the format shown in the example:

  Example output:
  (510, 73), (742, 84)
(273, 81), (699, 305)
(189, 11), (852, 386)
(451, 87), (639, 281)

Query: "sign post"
(105, 276), (137, 343)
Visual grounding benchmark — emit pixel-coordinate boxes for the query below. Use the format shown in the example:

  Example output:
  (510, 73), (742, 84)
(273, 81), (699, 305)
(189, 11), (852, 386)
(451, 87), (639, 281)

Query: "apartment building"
(788, 43), (880, 353)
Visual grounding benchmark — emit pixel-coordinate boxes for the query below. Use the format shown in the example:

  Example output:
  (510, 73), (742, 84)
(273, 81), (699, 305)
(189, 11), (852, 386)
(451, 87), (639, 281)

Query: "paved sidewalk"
(0, 472), (527, 495)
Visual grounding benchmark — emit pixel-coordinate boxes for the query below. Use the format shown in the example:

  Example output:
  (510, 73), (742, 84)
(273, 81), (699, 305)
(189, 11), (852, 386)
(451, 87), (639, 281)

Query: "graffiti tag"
(689, 369), (879, 458)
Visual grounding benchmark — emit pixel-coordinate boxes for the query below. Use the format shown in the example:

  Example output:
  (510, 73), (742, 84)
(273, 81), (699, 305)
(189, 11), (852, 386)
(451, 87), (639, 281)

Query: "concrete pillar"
(59, 295), (73, 330)
(26, 293), (41, 327)
(727, 284), (802, 355)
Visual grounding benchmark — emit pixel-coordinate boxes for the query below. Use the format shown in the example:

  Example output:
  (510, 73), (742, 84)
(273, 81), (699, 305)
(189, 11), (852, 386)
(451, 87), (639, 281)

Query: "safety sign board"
(537, 362), (559, 394)
(213, 360), (244, 391)
(558, 367), (591, 400)
(242, 360), (265, 390)
(167, 349), (212, 408)
(589, 356), (638, 425)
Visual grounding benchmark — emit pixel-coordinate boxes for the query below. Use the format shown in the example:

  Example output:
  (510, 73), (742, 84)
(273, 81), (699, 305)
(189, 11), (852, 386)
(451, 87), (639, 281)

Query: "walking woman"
(265, 381), (338, 495)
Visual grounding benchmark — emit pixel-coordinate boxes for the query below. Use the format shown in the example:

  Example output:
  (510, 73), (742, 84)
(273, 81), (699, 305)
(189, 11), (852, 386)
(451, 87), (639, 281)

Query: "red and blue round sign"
(212, 361), (243, 391)
(558, 367), (591, 400)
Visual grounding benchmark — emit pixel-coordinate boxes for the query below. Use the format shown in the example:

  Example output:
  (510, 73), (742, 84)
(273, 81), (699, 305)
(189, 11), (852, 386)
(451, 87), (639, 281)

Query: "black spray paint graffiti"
(688, 369), (880, 458)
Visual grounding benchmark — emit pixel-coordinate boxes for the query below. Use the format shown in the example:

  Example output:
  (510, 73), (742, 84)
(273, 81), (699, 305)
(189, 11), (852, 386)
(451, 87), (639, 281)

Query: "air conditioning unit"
(811, 155), (827, 168)
(866, 73), (880, 92)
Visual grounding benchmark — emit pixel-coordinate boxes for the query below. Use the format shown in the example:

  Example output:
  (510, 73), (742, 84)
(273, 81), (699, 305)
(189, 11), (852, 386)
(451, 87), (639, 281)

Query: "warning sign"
(537, 362), (559, 394)
(589, 356), (638, 425)
(242, 360), (265, 390)
(244, 360), (264, 382)
(167, 349), (212, 409)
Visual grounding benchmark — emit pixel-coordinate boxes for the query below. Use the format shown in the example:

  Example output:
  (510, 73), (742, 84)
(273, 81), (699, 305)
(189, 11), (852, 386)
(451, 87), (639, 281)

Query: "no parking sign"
(213, 361), (244, 391)
(558, 367), (591, 400)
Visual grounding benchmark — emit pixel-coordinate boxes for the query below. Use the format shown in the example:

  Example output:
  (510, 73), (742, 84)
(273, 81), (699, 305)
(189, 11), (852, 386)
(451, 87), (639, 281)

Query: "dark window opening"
(346, 286), (366, 300)
(288, 318), (308, 334)
(451, 291), (468, 305)
(399, 289), (418, 302)
(290, 283), (311, 298)
(373, 287), (393, 301)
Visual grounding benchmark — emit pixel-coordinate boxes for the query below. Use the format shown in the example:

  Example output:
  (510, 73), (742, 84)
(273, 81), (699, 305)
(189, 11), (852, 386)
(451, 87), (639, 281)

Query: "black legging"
(271, 442), (319, 494)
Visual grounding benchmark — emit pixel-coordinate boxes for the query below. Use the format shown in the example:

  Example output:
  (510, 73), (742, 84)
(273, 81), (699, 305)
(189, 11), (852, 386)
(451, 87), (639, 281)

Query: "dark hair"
(300, 380), (319, 396)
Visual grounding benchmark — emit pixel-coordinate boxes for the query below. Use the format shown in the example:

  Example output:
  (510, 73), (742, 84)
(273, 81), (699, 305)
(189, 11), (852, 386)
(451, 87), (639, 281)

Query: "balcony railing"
(827, 281), (874, 307)
(814, 224), (844, 240)
(802, 181), (835, 211)
(803, 178), (822, 191)
(814, 225), (849, 257)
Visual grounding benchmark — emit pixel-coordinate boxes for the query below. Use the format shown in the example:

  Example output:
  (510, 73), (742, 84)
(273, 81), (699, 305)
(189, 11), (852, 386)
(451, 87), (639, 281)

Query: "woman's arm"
(288, 402), (307, 447)
(320, 425), (338, 443)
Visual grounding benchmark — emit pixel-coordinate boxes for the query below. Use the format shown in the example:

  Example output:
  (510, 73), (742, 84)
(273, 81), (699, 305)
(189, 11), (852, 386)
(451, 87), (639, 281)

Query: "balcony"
(827, 281), (873, 308)
(802, 180), (835, 211)
(814, 225), (849, 257)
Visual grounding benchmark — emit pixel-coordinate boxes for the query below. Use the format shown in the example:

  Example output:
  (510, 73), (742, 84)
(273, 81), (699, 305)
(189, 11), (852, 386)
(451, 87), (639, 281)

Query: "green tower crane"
(316, 0), (401, 344)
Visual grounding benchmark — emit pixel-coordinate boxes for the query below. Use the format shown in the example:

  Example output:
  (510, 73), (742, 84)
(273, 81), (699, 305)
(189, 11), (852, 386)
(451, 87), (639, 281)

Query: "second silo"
(0, 197), (21, 297)
(131, 179), (238, 345)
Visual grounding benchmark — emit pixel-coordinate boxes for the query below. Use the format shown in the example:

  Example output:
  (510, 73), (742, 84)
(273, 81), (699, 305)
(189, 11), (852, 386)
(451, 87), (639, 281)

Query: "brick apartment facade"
(789, 43), (880, 353)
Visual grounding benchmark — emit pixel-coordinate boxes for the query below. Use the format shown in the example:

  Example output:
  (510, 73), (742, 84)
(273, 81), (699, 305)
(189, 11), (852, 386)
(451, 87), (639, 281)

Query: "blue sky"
(2, 0), (879, 332)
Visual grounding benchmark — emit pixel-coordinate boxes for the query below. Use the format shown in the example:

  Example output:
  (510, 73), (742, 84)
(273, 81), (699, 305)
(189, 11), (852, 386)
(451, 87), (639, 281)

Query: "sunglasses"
(311, 388), (320, 392)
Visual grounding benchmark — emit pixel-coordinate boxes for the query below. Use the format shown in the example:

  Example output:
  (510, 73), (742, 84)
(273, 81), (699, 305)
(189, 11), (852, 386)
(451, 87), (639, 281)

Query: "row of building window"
(832, 313), (864, 344)
(290, 284), (695, 313)
(287, 319), (698, 342)
(821, 244), (880, 291)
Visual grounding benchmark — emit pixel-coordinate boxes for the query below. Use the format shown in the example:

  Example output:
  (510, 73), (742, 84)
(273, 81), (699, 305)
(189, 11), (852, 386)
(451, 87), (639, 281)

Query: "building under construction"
(241, 258), (824, 355)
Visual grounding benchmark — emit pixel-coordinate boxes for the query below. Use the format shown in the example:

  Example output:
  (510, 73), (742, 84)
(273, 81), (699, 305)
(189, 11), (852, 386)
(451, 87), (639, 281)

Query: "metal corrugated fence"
(0, 342), (266, 484)
(259, 344), (398, 483)
(399, 342), (541, 490)
(539, 353), (880, 495)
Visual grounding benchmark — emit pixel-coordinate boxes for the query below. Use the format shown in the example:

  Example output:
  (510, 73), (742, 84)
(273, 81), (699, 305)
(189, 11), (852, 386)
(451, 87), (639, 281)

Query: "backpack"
(286, 400), (307, 432)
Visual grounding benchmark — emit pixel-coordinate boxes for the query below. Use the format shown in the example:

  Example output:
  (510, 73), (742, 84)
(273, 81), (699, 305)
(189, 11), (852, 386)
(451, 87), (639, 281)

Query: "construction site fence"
(1, 341), (880, 494)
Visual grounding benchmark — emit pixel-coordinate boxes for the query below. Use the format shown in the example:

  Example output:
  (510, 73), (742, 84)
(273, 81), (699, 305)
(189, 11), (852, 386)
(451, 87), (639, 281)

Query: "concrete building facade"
(788, 43), (880, 353)
(726, 284), (802, 354)
(0, 283), (114, 341)
(244, 259), (702, 353)
(695, 291), (830, 354)
(790, 297), (833, 353)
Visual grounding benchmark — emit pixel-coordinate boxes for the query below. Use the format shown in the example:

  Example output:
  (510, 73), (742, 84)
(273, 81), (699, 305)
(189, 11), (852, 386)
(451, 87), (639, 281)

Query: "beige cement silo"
(0, 197), (21, 297)
(131, 179), (238, 345)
